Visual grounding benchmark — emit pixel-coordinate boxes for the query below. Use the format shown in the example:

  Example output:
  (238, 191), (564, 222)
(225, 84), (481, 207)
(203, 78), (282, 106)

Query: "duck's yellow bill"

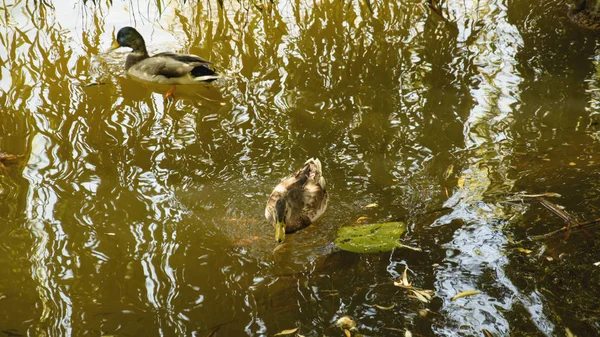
(275, 222), (285, 243)
(109, 40), (120, 51)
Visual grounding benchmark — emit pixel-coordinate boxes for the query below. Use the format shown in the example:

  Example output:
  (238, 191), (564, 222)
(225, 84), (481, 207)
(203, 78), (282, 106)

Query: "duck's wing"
(301, 181), (328, 221)
(303, 158), (325, 189)
(265, 166), (309, 221)
(135, 53), (217, 80)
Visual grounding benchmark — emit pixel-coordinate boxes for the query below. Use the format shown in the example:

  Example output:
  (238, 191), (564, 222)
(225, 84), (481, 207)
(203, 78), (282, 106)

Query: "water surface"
(1, 0), (599, 336)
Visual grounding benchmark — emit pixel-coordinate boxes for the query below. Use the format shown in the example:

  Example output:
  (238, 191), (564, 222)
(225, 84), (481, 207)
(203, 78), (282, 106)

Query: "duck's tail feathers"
(191, 65), (220, 82)
(304, 158), (322, 174)
(193, 75), (220, 83)
(303, 158), (326, 189)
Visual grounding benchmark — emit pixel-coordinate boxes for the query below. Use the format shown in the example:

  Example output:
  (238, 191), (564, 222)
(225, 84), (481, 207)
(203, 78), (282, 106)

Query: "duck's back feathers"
(127, 53), (219, 84)
(265, 158), (329, 233)
(155, 52), (212, 65)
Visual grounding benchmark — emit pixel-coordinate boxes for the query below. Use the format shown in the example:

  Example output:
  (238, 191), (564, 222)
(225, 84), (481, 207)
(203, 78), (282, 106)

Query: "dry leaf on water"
(410, 289), (430, 303)
(443, 164), (454, 179)
(372, 303), (395, 310)
(451, 290), (481, 301)
(274, 327), (299, 336)
(394, 270), (411, 288)
(482, 328), (494, 337)
(457, 177), (465, 189)
(355, 216), (370, 223)
(335, 316), (356, 330)
(516, 247), (533, 254)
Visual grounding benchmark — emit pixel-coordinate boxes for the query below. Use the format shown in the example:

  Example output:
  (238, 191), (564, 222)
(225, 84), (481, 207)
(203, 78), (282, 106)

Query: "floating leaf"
(372, 303), (395, 310)
(451, 290), (481, 301)
(334, 222), (408, 253)
(393, 280), (411, 288)
(402, 268), (410, 287)
(409, 289), (433, 303)
(356, 216), (370, 223)
(457, 177), (465, 189)
(410, 289), (430, 303)
(516, 248), (532, 254)
(274, 327), (299, 336)
(518, 192), (562, 198)
(569, 162), (576, 166)
(443, 164), (454, 179)
(482, 328), (494, 337)
(343, 329), (351, 337)
(335, 316), (356, 330)
(365, 203), (378, 208)
(412, 289), (434, 300)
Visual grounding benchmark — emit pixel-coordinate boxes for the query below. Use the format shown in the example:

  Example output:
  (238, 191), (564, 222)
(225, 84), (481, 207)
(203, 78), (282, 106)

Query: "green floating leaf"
(335, 222), (407, 253)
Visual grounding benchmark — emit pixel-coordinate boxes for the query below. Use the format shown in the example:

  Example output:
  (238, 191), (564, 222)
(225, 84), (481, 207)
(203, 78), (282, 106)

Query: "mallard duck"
(265, 158), (329, 243)
(110, 27), (219, 96)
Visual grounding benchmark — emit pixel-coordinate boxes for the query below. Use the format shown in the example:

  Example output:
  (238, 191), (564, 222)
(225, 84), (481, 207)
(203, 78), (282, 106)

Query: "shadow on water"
(0, 0), (599, 336)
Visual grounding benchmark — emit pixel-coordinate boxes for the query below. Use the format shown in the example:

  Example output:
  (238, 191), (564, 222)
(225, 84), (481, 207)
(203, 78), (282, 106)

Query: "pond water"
(1, 0), (600, 336)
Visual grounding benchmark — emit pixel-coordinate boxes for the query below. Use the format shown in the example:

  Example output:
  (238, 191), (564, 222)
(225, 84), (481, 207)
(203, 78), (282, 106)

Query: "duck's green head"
(111, 27), (146, 53)
(274, 199), (289, 243)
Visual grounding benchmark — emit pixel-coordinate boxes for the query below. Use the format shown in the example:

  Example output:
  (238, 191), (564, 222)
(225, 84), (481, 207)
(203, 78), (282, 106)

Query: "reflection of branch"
(538, 198), (578, 226)
(424, 0), (459, 33)
(532, 218), (600, 240)
(531, 197), (598, 241)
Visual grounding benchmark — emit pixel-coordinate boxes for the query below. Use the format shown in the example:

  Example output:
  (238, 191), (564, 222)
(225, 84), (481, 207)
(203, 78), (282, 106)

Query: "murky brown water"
(1, 0), (600, 336)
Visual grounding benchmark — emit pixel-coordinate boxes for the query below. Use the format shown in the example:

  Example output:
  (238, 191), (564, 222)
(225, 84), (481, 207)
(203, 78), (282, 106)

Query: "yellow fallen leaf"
(393, 267), (412, 288)
(405, 330), (413, 337)
(365, 203), (378, 208)
(335, 316), (356, 329)
(356, 216), (370, 223)
(412, 289), (434, 300)
(344, 329), (351, 337)
(457, 177), (465, 189)
(394, 280), (410, 288)
(274, 327), (299, 336)
(516, 248), (532, 254)
(372, 303), (395, 310)
(566, 327), (576, 337)
(403, 267), (410, 287)
(569, 162), (576, 166)
(410, 289), (430, 303)
(443, 164), (454, 179)
(451, 290), (481, 301)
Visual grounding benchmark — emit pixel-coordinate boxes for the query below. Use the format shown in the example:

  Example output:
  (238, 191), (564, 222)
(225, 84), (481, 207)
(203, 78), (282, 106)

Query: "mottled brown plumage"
(265, 158), (328, 243)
